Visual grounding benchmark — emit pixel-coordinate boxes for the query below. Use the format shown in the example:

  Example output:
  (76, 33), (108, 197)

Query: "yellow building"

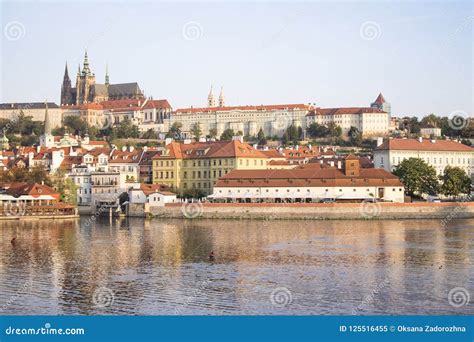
(152, 140), (268, 195)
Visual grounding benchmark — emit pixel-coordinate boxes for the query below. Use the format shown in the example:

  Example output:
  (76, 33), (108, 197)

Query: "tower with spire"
(370, 93), (391, 115)
(40, 102), (55, 148)
(207, 85), (216, 107)
(105, 63), (110, 86)
(218, 87), (225, 107)
(60, 63), (73, 106)
(75, 50), (96, 104)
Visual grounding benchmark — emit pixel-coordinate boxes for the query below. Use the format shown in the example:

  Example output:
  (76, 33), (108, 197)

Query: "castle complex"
(60, 51), (144, 106)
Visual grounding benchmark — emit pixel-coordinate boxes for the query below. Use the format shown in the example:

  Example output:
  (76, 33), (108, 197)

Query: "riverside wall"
(145, 202), (474, 221)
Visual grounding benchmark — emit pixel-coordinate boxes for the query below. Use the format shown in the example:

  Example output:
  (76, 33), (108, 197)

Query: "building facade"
(210, 156), (404, 203)
(61, 51), (144, 106)
(374, 138), (474, 176)
(152, 139), (269, 195)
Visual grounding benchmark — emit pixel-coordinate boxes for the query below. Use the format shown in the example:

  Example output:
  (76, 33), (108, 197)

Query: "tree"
(307, 123), (328, 138)
(286, 125), (299, 145)
(440, 166), (471, 200)
(220, 128), (235, 141)
(208, 128), (218, 139)
(257, 128), (267, 145)
(348, 126), (362, 146)
(281, 131), (289, 145)
(141, 129), (159, 140)
(393, 158), (439, 197)
(191, 122), (202, 141)
(52, 171), (77, 204)
(63, 116), (88, 136)
(113, 118), (140, 139)
(168, 122), (183, 139)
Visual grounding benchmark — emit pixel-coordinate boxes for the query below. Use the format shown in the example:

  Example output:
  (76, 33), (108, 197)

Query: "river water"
(0, 217), (473, 315)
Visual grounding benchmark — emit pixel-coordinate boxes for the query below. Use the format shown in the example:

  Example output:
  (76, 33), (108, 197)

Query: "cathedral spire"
(207, 85), (215, 107)
(82, 49), (91, 75)
(218, 86), (225, 107)
(105, 63), (110, 86)
(77, 63), (81, 76)
(44, 101), (52, 135)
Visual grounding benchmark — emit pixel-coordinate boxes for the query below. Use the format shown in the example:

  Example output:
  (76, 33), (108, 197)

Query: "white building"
(0, 102), (62, 128)
(420, 124), (442, 138)
(210, 155), (404, 203)
(374, 138), (474, 176)
(172, 103), (310, 138)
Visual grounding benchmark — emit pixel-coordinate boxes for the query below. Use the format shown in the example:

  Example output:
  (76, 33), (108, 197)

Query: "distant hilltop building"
(61, 51), (144, 106)
(370, 92), (391, 115)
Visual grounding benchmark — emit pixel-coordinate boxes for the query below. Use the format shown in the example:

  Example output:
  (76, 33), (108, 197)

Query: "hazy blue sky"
(1, 1), (472, 117)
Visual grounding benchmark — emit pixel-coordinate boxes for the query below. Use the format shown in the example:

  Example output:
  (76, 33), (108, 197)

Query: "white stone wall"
(0, 107), (62, 128)
(374, 149), (474, 176)
(212, 185), (405, 202)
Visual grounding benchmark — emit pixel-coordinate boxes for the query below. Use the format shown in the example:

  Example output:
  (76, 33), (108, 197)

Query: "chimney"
(430, 139), (436, 143)
(122, 146), (127, 152)
(376, 137), (383, 147)
(129, 146), (134, 152)
(337, 160), (342, 169)
(330, 161), (334, 167)
(418, 137), (423, 143)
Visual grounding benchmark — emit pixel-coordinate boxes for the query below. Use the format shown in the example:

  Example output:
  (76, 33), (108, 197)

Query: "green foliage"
(63, 116), (88, 136)
(220, 128), (235, 141)
(208, 128), (218, 139)
(393, 158), (439, 197)
(440, 166), (471, 199)
(348, 126), (362, 146)
(0, 164), (52, 186)
(257, 128), (267, 145)
(180, 188), (206, 199)
(111, 118), (140, 139)
(141, 129), (159, 140)
(52, 170), (77, 204)
(285, 125), (300, 145)
(167, 122), (183, 139)
(191, 122), (202, 141)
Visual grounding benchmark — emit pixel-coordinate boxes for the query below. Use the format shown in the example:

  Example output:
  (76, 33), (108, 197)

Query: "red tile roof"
(307, 107), (385, 116)
(155, 140), (268, 159)
(175, 104), (309, 114)
(142, 99), (172, 110)
(216, 167), (402, 188)
(373, 93), (386, 104)
(5, 183), (59, 199)
(376, 138), (474, 152)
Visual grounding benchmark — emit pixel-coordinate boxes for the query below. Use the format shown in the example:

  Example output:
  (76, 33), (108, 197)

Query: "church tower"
(218, 87), (225, 107)
(207, 85), (216, 107)
(370, 93), (391, 115)
(40, 102), (55, 148)
(75, 50), (96, 105)
(60, 63), (73, 106)
(105, 63), (110, 86)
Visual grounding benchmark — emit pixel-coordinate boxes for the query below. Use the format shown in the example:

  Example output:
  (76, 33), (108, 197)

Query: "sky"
(0, 0), (472, 118)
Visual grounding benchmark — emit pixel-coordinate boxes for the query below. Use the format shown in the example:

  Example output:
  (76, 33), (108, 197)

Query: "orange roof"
(175, 103), (309, 114)
(216, 167), (402, 188)
(155, 140), (268, 159)
(376, 138), (474, 152)
(142, 99), (172, 110)
(5, 183), (59, 199)
(138, 183), (169, 196)
(109, 149), (143, 163)
(307, 107), (385, 116)
(373, 93), (386, 104)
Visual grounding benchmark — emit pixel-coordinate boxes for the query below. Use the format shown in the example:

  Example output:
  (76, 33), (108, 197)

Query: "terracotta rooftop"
(216, 167), (402, 188)
(155, 140), (268, 159)
(175, 103), (309, 114)
(375, 138), (474, 152)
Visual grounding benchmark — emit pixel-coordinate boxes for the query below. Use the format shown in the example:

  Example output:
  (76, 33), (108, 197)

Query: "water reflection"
(0, 217), (473, 315)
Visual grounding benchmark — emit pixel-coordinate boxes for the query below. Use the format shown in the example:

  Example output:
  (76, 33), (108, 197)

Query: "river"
(0, 217), (473, 315)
